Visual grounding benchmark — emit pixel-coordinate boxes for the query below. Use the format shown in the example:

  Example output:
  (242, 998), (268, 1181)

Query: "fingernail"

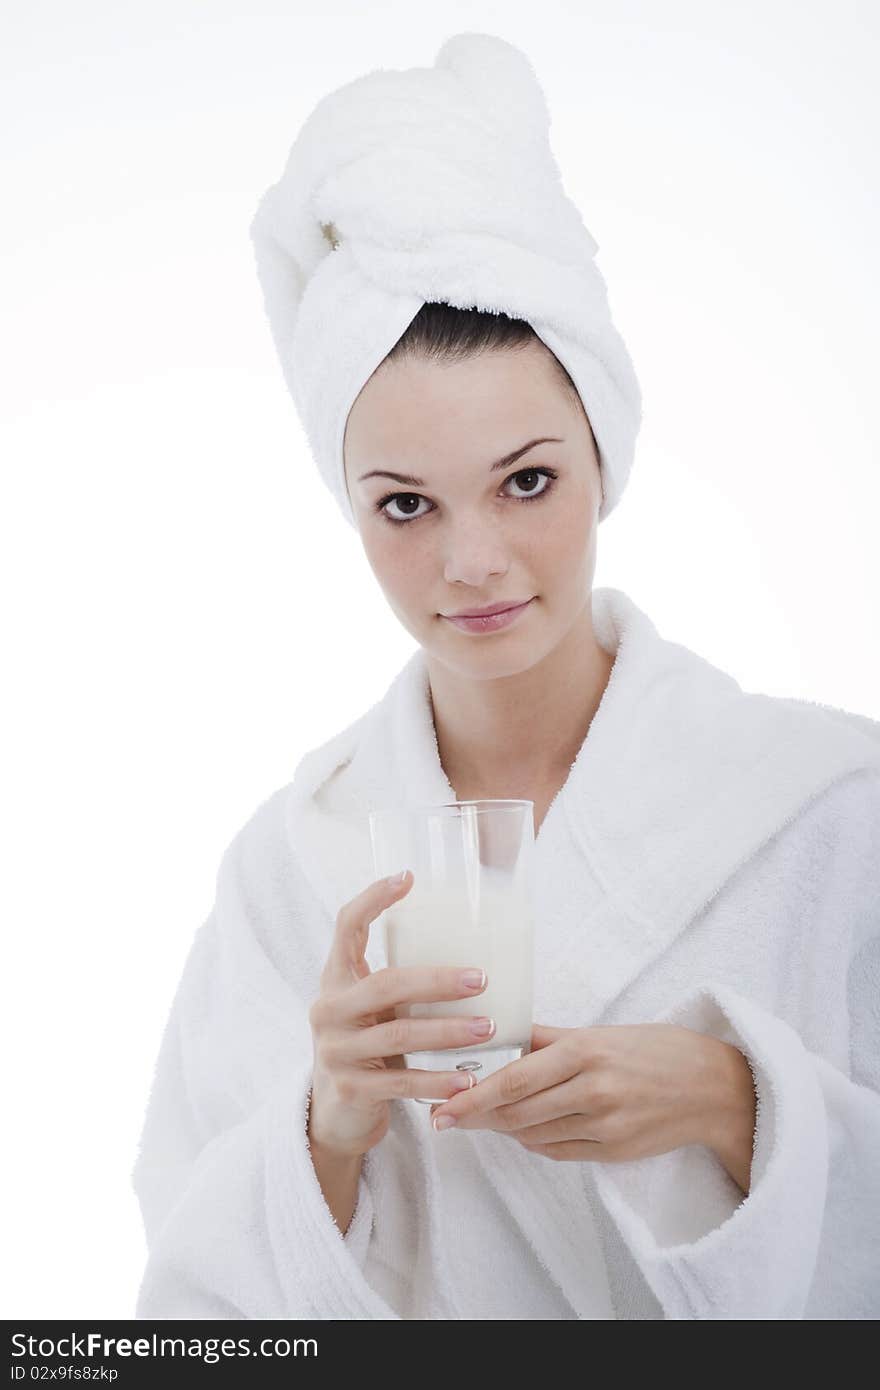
(469, 1016), (495, 1037)
(433, 1114), (457, 1132)
(450, 1071), (476, 1091)
(460, 968), (486, 990)
(387, 869), (409, 885)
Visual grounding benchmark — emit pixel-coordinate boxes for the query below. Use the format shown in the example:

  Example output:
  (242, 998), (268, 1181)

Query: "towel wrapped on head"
(249, 31), (643, 528)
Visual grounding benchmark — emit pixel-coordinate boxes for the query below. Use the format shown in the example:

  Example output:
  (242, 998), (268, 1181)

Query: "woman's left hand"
(429, 1021), (757, 1189)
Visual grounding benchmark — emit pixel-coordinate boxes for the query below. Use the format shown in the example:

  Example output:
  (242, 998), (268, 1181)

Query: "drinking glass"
(368, 800), (535, 1104)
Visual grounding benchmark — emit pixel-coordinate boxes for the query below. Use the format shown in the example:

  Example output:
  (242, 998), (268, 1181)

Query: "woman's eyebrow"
(357, 437), (564, 487)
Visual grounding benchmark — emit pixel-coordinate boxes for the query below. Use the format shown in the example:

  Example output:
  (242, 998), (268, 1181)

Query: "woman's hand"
(429, 1021), (758, 1191)
(307, 869), (496, 1160)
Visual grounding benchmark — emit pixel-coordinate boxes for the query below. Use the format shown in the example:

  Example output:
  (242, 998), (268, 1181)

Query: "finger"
(323, 870), (413, 992)
(524, 1139), (605, 1161)
(336, 1065), (479, 1104)
(330, 962), (489, 1027)
(530, 1022), (569, 1050)
(334, 1013), (497, 1063)
(434, 1076), (583, 1132)
(430, 1041), (581, 1126)
(512, 1113), (601, 1145)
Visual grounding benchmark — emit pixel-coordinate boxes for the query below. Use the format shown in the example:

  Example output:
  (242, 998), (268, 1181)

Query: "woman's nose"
(443, 532), (509, 588)
(444, 544), (508, 583)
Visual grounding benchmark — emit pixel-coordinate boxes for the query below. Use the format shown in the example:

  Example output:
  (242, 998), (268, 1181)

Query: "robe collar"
(285, 586), (880, 1026)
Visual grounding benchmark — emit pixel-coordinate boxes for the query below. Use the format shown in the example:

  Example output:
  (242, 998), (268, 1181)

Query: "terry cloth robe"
(131, 586), (880, 1320)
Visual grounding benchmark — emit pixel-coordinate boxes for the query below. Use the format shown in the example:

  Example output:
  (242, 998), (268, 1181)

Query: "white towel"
(248, 32), (643, 529)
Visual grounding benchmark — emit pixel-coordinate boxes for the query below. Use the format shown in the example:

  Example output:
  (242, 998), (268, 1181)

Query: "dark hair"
(383, 301), (584, 416)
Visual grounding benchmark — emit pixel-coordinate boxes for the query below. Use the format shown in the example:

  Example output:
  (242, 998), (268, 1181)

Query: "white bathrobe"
(131, 587), (880, 1319)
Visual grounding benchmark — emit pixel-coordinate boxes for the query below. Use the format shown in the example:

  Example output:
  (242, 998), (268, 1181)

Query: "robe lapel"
(544, 588), (880, 1023)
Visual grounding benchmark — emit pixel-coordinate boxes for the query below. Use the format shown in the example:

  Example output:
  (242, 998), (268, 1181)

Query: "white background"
(2, 0), (877, 1316)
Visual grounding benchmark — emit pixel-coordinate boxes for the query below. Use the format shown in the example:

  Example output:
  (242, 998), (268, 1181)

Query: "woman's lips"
(442, 598), (535, 633)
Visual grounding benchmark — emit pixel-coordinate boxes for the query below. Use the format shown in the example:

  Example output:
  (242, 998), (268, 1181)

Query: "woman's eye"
(379, 493), (430, 524)
(376, 467), (558, 526)
(505, 467), (555, 500)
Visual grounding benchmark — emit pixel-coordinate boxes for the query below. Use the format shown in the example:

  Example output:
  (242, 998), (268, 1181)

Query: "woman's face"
(342, 340), (603, 680)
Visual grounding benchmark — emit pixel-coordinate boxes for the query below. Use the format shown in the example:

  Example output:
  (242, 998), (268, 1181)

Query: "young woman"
(132, 36), (880, 1320)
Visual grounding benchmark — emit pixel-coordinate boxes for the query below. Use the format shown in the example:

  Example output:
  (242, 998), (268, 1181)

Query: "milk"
(383, 877), (534, 1052)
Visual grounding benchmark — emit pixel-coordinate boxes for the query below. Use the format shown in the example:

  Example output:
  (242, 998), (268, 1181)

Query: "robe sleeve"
(130, 807), (399, 1320)
(589, 913), (880, 1320)
(339, 1149), (376, 1267)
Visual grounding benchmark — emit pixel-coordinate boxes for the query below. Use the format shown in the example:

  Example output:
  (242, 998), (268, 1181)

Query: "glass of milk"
(368, 800), (536, 1104)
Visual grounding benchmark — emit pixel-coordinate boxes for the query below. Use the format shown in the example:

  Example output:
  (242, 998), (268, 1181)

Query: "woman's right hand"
(307, 869), (496, 1159)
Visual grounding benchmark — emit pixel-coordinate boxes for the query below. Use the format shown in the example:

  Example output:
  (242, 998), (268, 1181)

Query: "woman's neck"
(426, 600), (616, 795)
